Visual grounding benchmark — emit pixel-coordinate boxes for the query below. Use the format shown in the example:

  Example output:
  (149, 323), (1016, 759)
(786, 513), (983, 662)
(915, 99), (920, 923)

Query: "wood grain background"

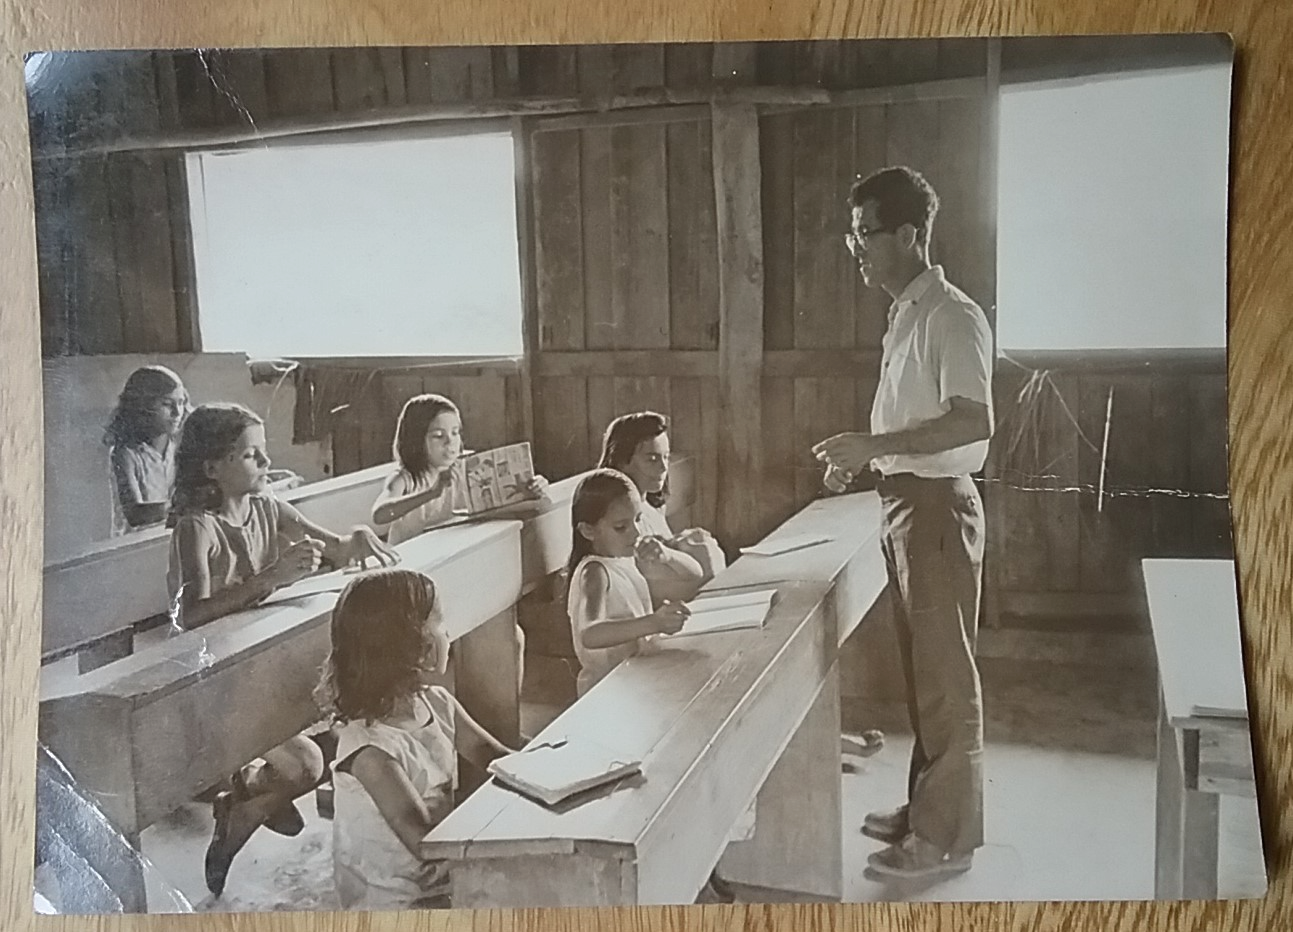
(2, 2), (1290, 931)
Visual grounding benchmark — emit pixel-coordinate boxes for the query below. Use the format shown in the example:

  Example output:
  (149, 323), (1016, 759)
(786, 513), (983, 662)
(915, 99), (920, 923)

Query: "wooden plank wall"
(29, 41), (980, 498)
(29, 41), (982, 358)
(758, 90), (997, 537)
(985, 358), (1232, 621)
(27, 40), (1232, 611)
(519, 42), (995, 545)
(527, 110), (722, 531)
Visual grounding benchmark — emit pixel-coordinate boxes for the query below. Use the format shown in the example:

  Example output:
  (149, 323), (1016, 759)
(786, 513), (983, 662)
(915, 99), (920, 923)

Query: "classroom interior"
(27, 35), (1265, 912)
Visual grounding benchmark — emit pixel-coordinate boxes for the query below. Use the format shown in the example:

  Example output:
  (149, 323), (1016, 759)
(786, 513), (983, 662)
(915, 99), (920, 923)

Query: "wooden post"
(1155, 683), (1221, 899)
(512, 116), (537, 445)
(983, 36), (1001, 340)
(711, 102), (765, 547)
(1154, 685), (1185, 899)
(711, 43), (760, 86)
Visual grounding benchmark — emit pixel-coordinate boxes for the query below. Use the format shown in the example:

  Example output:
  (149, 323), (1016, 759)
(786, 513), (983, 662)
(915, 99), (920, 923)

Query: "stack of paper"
(739, 533), (834, 557)
(666, 588), (777, 638)
(487, 737), (642, 806)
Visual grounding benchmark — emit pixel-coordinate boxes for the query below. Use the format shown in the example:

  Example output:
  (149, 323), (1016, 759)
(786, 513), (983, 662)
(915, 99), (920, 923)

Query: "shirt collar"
(890, 265), (945, 315)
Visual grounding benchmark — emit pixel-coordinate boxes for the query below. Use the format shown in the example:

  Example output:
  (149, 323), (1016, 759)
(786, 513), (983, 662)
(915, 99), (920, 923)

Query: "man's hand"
(811, 432), (889, 475)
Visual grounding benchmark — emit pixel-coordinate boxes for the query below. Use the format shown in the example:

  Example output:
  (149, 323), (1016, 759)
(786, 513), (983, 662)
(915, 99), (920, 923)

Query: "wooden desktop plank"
(710, 491), (886, 645)
(1142, 559), (1249, 726)
(41, 461), (392, 659)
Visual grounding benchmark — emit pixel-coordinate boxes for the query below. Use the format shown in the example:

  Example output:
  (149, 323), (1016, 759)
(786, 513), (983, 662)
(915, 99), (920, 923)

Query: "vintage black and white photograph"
(25, 34), (1263, 915)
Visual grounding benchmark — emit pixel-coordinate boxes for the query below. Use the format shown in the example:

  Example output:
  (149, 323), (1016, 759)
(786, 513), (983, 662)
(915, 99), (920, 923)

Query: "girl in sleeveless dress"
(104, 364), (189, 534)
(372, 392), (544, 704)
(565, 469), (692, 696)
(318, 568), (514, 909)
(371, 393), (548, 545)
(166, 403), (397, 897)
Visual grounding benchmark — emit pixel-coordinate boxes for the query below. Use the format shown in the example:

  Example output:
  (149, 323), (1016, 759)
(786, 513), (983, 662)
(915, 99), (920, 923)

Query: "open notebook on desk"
(487, 737), (642, 807)
(665, 588), (778, 638)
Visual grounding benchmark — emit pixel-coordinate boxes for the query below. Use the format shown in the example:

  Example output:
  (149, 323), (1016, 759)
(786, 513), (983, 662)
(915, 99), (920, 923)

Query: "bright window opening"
(186, 130), (524, 358)
(996, 63), (1231, 352)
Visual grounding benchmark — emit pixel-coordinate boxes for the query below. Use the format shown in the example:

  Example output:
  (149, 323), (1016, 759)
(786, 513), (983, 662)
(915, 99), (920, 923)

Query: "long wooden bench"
(420, 490), (887, 907)
(36, 456), (698, 909)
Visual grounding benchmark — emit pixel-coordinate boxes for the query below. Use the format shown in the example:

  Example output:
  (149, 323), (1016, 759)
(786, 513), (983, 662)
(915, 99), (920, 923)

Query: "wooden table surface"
(1143, 558), (1249, 727)
(2, 2), (1290, 931)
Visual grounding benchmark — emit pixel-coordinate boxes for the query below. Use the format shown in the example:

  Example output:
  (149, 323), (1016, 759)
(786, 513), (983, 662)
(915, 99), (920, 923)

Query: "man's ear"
(899, 223), (919, 250)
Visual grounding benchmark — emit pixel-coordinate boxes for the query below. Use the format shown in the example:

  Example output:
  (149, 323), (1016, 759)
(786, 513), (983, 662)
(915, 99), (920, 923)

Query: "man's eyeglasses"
(844, 226), (895, 254)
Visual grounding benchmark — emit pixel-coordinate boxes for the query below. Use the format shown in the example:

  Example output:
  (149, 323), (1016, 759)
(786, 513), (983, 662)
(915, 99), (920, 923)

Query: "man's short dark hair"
(848, 166), (940, 241)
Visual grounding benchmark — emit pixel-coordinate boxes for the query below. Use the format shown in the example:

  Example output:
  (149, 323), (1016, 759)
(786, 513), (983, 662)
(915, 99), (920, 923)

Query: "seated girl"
(372, 393), (548, 545)
(565, 469), (691, 696)
(596, 411), (726, 604)
(319, 568), (514, 910)
(165, 402), (397, 896)
(104, 365), (189, 534)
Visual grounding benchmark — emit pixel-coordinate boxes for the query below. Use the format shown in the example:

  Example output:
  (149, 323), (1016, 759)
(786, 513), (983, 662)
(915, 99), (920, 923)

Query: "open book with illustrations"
(450, 442), (537, 515)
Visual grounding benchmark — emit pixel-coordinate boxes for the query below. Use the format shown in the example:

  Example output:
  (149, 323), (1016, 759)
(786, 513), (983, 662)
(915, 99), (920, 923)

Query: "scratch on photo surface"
(196, 49), (260, 137)
(994, 358), (1223, 503)
(1097, 385), (1114, 513)
(984, 474), (1227, 502)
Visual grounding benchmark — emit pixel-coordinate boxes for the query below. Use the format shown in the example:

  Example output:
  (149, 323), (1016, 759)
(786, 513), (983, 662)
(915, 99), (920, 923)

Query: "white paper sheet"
(257, 568), (359, 607)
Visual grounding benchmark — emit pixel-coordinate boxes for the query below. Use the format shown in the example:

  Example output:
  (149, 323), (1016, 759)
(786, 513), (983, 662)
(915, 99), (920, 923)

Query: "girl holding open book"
(565, 469), (693, 696)
(318, 568), (514, 910)
(372, 392), (547, 707)
(372, 393), (549, 545)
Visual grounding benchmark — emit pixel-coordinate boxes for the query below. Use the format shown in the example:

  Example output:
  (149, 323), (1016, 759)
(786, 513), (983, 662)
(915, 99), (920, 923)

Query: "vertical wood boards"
(712, 102), (765, 547)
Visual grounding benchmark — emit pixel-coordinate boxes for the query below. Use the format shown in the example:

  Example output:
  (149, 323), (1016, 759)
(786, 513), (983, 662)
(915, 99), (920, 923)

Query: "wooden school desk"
(36, 458), (696, 911)
(40, 455), (697, 670)
(38, 518), (523, 911)
(1143, 558), (1260, 899)
(422, 491), (888, 907)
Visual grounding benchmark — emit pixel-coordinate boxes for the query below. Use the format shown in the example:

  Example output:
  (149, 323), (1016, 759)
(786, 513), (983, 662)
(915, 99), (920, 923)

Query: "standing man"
(813, 166), (994, 879)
